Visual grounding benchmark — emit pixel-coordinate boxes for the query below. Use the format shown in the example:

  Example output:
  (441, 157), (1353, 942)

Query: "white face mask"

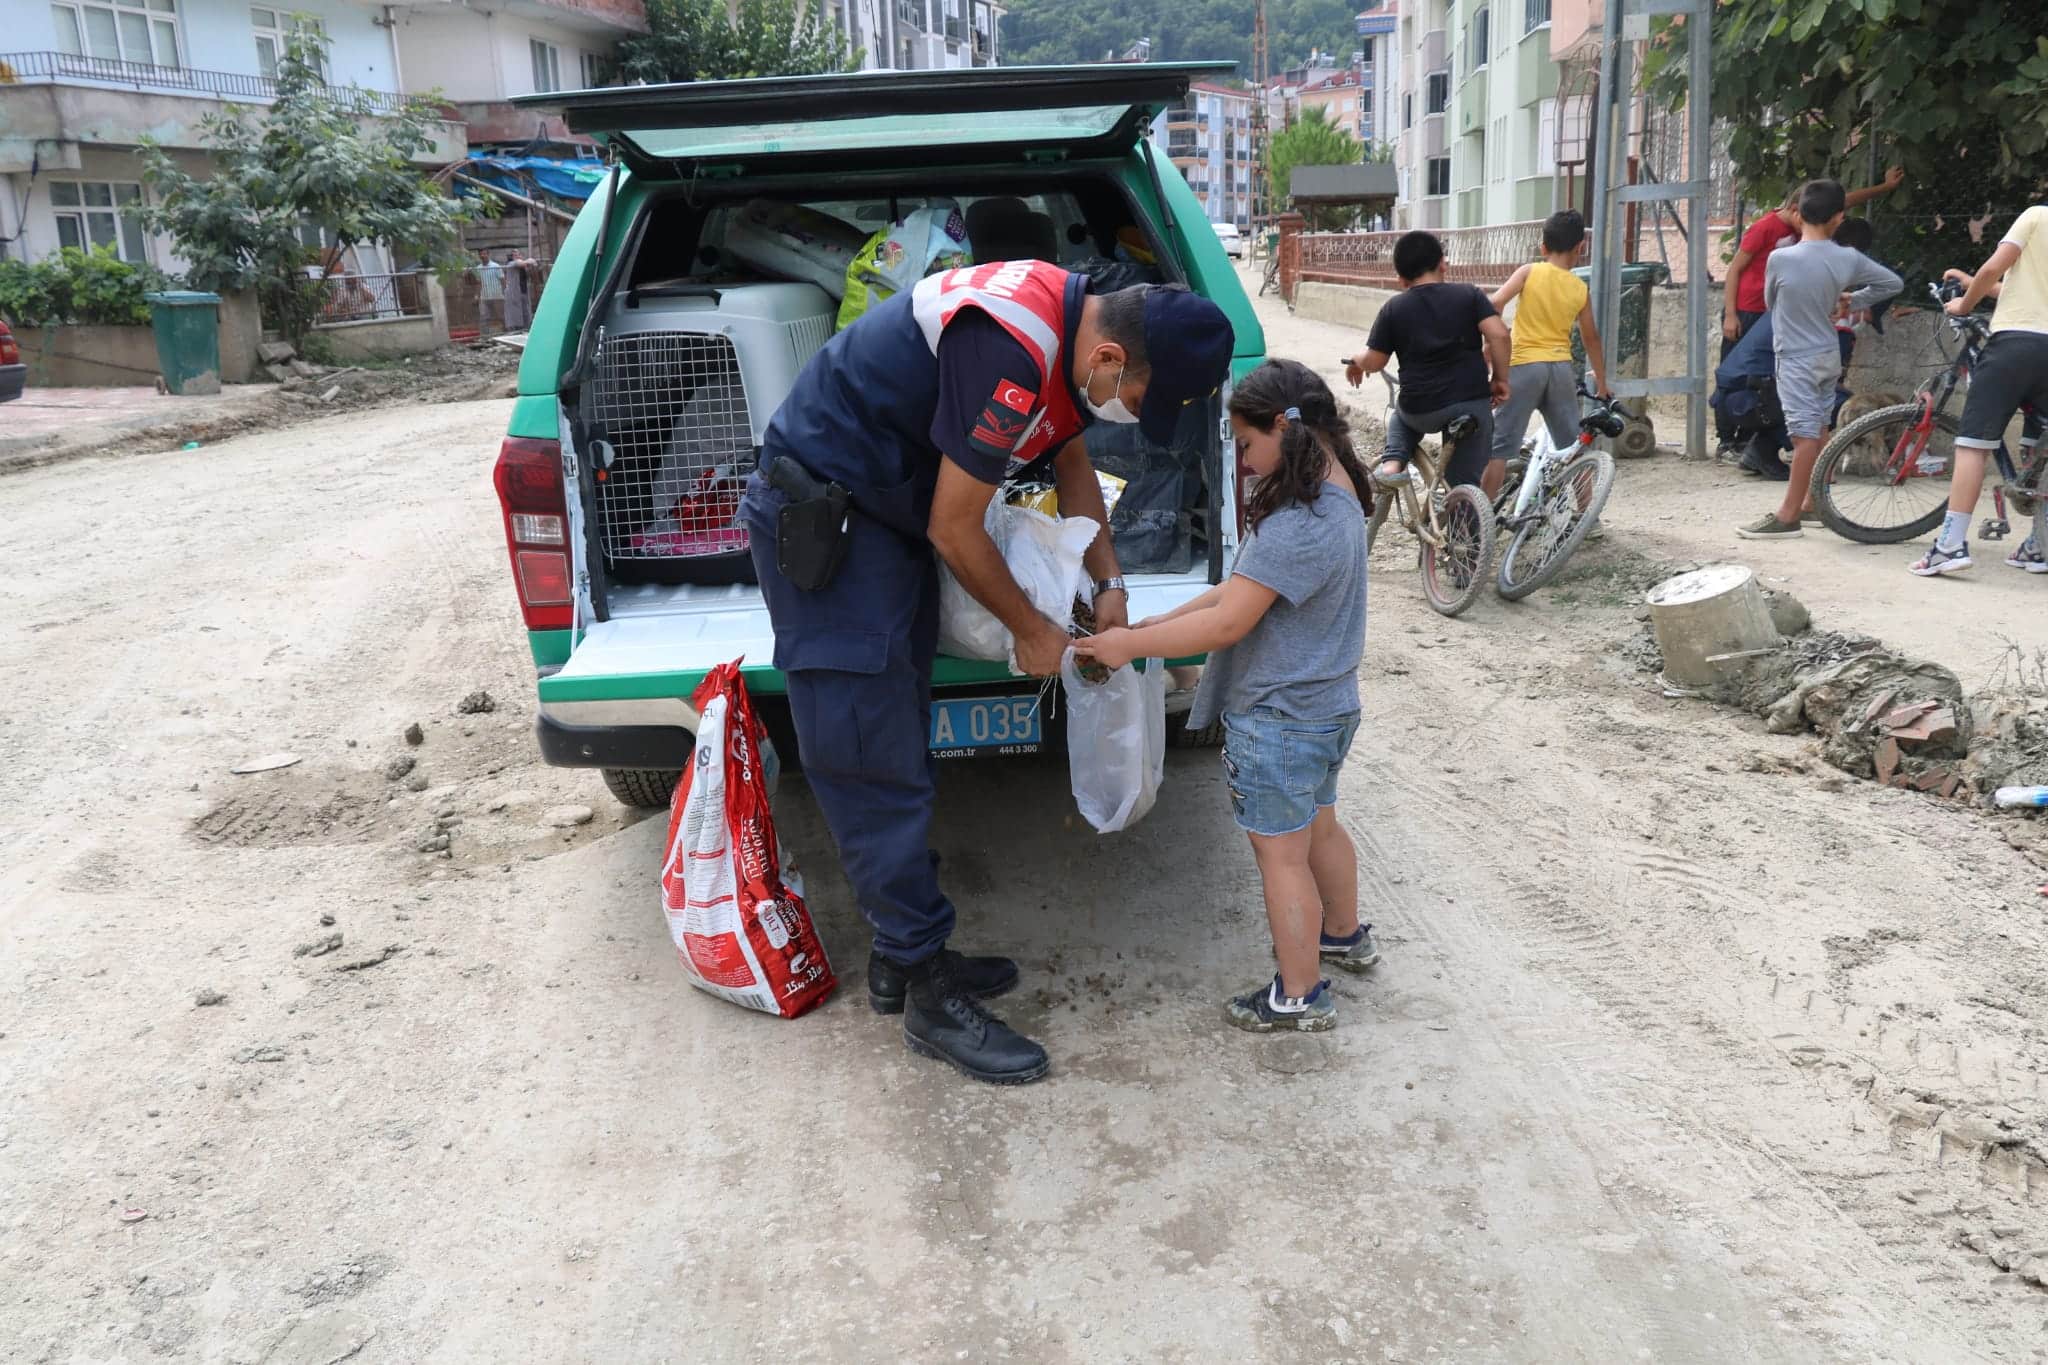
(1083, 362), (1140, 425)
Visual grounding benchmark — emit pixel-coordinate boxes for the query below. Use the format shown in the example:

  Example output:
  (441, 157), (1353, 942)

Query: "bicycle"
(1355, 369), (1497, 617)
(1489, 377), (1625, 600)
(1808, 281), (2044, 544)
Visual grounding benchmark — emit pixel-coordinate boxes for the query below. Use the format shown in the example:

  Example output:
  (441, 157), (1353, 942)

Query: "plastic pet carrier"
(587, 282), (836, 585)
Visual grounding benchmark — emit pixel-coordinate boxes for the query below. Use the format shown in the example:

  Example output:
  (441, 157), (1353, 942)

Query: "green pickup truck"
(494, 63), (1267, 806)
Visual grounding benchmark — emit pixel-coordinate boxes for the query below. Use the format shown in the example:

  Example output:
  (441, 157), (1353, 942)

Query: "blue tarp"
(458, 153), (606, 202)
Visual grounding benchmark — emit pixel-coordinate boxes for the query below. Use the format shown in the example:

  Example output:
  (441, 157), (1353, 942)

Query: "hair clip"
(1283, 406), (1302, 420)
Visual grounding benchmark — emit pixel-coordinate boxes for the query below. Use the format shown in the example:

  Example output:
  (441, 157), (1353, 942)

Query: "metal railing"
(313, 271), (431, 327)
(1296, 220), (1544, 289)
(0, 50), (413, 114)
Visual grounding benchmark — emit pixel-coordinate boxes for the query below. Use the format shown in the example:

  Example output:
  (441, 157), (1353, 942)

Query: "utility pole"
(1250, 0), (1271, 233)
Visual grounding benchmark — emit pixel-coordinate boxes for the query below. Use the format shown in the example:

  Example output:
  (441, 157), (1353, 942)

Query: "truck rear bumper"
(536, 711), (697, 769)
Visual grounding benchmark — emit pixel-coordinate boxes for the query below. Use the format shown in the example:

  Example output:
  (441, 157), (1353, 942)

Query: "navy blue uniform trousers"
(739, 473), (955, 966)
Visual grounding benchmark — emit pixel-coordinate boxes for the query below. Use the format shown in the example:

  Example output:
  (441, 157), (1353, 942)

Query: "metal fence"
(0, 50), (412, 114)
(1297, 220), (1545, 290)
(313, 271), (430, 327)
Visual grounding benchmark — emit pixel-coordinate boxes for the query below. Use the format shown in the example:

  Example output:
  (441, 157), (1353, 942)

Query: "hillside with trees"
(1000, 0), (1364, 78)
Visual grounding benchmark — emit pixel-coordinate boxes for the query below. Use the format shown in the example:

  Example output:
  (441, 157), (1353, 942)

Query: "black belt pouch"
(767, 458), (853, 591)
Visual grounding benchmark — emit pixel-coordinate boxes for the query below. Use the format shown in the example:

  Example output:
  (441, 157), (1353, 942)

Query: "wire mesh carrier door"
(584, 283), (836, 586)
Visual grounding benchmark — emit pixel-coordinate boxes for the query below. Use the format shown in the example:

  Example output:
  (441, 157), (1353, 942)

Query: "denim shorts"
(1220, 708), (1362, 837)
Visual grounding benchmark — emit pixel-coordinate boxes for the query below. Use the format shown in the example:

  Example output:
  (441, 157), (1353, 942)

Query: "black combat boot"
(867, 947), (1019, 1015)
(902, 952), (1048, 1085)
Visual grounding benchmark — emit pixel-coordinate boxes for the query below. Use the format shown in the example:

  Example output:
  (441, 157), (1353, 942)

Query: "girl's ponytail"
(1230, 359), (1372, 531)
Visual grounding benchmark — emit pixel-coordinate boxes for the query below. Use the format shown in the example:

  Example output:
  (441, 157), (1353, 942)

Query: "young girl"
(1074, 359), (1374, 1033)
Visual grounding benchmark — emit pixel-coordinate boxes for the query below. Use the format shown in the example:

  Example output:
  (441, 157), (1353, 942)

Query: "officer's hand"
(1013, 616), (1072, 678)
(1091, 589), (1129, 632)
(1072, 629), (1137, 671)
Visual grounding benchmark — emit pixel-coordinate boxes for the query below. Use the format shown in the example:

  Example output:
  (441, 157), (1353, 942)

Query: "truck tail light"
(0, 325), (18, 367)
(492, 436), (573, 630)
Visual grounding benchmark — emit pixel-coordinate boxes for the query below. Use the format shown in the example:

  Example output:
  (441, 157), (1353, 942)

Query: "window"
(1425, 72), (1448, 113)
(1427, 156), (1451, 196)
(530, 38), (562, 93)
(1525, 0), (1550, 31)
(1536, 97), (1557, 174)
(580, 50), (613, 88)
(1469, 7), (1489, 71)
(252, 8), (324, 79)
(1404, 92), (1414, 129)
(50, 181), (148, 262)
(51, 0), (181, 67)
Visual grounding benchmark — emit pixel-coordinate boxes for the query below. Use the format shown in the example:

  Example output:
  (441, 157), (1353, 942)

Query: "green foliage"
(135, 32), (484, 346)
(619, 0), (859, 83)
(1268, 106), (1363, 229)
(1647, 0), (2048, 294)
(1002, 0), (1362, 76)
(0, 246), (166, 329)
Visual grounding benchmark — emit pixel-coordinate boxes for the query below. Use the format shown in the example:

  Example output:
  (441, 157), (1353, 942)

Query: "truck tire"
(601, 767), (680, 809)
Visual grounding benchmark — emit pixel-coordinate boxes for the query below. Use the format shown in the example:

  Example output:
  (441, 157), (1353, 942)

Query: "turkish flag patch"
(970, 379), (1040, 457)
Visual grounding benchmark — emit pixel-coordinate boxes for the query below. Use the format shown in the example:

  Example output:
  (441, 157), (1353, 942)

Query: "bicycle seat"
(1444, 413), (1480, 442)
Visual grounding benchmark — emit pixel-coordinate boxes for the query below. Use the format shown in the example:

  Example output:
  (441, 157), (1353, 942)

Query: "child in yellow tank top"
(1484, 210), (1612, 499)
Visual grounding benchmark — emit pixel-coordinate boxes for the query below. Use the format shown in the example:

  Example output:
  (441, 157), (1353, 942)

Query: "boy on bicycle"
(1345, 230), (1511, 490)
(1486, 209), (1612, 500)
(1735, 179), (1901, 541)
(1911, 202), (2048, 576)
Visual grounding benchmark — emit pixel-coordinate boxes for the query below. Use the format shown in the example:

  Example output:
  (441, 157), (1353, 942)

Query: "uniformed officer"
(738, 259), (1234, 1084)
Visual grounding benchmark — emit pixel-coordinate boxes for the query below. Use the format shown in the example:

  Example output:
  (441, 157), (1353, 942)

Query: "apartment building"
(1387, 0), (1559, 229)
(1355, 2), (1398, 151)
(389, 0), (648, 145)
(1151, 80), (1254, 230)
(822, 0), (1001, 71)
(0, 0), (659, 270)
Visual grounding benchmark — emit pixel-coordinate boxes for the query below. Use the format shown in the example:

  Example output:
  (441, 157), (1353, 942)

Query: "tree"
(1268, 106), (1364, 230)
(1646, 0), (2048, 286)
(136, 32), (482, 347)
(1001, 0), (1361, 78)
(619, 0), (858, 84)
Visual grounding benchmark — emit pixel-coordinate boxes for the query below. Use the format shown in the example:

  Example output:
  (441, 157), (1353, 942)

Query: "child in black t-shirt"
(1345, 231), (1513, 489)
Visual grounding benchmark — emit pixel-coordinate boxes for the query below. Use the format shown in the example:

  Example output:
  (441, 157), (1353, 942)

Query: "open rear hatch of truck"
(519, 65), (1237, 710)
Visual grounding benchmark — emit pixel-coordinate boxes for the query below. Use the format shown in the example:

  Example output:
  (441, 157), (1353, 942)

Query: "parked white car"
(1213, 221), (1246, 258)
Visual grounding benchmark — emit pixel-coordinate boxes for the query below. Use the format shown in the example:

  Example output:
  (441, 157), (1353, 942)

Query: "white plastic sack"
(937, 502), (1099, 672)
(723, 200), (867, 299)
(1063, 650), (1167, 834)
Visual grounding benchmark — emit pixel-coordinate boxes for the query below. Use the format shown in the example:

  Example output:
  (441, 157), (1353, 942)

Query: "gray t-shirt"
(1764, 239), (1901, 356)
(1188, 483), (1367, 730)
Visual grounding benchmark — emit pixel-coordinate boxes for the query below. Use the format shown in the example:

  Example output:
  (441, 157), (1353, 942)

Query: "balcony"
(0, 51), (465, 172)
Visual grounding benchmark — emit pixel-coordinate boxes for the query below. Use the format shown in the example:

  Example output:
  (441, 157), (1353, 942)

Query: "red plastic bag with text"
(659, 662), (835, 1017)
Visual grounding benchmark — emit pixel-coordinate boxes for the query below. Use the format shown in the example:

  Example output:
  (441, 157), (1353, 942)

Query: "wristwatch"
(1094, 576), (1127, 596)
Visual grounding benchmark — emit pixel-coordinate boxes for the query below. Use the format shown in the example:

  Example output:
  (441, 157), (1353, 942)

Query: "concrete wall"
(310, 278), (450, 361)
(11, 289), (262, 386)
(395, 6), (625, 103)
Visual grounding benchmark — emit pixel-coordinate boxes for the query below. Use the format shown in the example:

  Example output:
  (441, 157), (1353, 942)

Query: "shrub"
(0, 246), (166, 328)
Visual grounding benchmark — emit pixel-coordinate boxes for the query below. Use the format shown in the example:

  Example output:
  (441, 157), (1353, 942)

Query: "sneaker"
(1909, 543), (1973, 577)
(1319, 923), (1381, 973)
(2005, 537), (2048, 574)
(1224, 976), (1336, 1033)
(1735, 513), (1804, 540)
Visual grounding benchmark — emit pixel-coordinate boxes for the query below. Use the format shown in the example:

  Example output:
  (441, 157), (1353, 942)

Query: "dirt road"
(3, 310), (2045, 1361)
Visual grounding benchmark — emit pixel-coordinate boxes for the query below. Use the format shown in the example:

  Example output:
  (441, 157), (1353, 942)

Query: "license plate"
(929, 694), (1042, 758)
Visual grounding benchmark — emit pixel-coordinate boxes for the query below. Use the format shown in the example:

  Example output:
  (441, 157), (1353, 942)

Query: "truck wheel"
(1168, 716), (1224, 748)
(601, 768), (680, 809)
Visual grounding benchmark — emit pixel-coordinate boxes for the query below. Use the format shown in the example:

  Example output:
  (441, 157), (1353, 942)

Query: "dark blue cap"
(1138, 287), (1235, 444)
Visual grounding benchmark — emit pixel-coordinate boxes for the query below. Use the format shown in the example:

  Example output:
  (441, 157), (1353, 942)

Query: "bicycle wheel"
(1497, 450), (1615, 600)
(1418, 485), (1495, 617)
(1809, 405), (1958, 544)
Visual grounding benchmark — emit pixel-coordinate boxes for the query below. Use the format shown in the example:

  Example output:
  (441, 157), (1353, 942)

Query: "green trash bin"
(144, 290), (223, 396)
(1570, 263), (1668, 380)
